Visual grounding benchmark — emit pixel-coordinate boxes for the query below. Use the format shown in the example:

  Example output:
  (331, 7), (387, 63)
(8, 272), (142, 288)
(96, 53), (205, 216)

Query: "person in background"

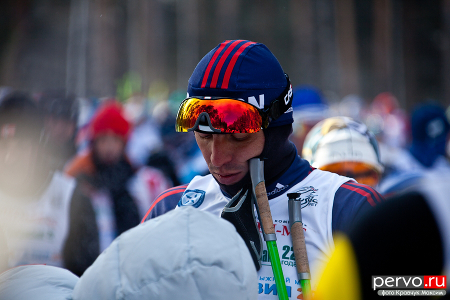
(363, 92), (410, 178)
(302, 116), (384, 188)
(37, 89), (79, 171)
(123, 93), (163, 169)
(142, 40), (383, 298)
(151, 92), (209, 184)
(336, 94), (366, 121)
(146, 151), (181, 187)
(376, 101), (450, 197)
(313, 168), (449, 300)
(365, 92), (410, 150)
(0, 91), (77, 270)
(313, 104), (450, 299)
(408, 102), (450, 170)
(290, 85), (330, 150)
(64, 100), (170, 275)
(73, 96), (100, 154)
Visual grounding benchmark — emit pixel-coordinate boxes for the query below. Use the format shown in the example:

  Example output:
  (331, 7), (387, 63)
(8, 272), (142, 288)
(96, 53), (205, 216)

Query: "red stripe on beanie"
(90, 101), (131, 141)
(210, 40), (243, 88)
(221, 41), (255, 89)
(201, 41), (231, 88)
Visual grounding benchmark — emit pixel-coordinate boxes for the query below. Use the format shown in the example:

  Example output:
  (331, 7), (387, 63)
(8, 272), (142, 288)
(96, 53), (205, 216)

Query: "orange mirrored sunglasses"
(175, 97), (269, 133)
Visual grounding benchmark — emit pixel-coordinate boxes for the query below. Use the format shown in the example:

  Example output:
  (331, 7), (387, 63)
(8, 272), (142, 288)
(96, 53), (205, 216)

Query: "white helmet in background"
(302, 116), (384, 187)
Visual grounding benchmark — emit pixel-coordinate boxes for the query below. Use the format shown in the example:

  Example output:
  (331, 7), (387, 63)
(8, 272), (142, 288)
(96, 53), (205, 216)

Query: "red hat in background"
(90, 101), (131, 141)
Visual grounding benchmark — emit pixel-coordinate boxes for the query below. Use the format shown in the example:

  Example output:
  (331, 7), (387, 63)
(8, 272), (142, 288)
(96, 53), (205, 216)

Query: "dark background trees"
(1, 0), (449, 112)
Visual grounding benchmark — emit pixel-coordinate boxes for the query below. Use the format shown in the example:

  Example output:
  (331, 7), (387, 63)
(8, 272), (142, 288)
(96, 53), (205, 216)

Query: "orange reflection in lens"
(319, 162), (381, 187)
(176, 98), (262, 133)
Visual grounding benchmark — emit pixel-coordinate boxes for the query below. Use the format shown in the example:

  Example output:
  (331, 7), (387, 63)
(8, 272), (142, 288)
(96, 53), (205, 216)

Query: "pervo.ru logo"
(372, 275), (446, 290)
(178, 189), (205, 208)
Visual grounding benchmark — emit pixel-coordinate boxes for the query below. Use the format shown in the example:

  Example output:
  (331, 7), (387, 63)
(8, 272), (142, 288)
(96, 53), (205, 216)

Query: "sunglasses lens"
(176, 98), (263, 133)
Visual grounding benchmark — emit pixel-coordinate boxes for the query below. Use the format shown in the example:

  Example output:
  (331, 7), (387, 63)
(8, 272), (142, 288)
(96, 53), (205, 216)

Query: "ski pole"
(287, 192), (311, 300)
(250, 158), (288, 300)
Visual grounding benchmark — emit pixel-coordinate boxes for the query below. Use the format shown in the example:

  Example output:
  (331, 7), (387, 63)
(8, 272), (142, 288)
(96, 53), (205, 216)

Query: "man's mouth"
(217, 173), (236, 178)
(214, 172), (242, 185)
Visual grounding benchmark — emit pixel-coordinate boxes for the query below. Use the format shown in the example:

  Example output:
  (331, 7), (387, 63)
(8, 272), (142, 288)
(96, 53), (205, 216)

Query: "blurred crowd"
(0, 82), (449, 295)
(291, 87), (450, 191)
(0, 86), (209, 277)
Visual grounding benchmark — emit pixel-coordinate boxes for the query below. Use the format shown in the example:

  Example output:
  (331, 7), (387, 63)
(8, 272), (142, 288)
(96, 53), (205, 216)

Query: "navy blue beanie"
(410, 103), (450, 167)
(187, 40), (293, 127)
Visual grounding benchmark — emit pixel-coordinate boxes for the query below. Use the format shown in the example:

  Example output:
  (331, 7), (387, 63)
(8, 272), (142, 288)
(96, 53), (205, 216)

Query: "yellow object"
(314, 234), (361, 300)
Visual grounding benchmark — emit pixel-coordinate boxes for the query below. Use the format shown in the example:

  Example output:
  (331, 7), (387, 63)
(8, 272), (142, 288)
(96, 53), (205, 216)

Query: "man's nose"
(210, 135), (233, 167)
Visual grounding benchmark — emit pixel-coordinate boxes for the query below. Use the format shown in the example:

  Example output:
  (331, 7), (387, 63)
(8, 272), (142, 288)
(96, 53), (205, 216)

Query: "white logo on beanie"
(284, 85), (293, 105)
(247, 94), (264, 109)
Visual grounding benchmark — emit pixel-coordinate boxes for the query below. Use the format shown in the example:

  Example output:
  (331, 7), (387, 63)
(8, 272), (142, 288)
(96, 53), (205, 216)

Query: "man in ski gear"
(142, 40), (383, 298)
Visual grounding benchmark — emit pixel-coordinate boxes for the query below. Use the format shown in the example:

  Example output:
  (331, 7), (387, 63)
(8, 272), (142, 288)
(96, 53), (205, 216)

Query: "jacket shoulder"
(332, 181), (384, 233)
(64, 151), (95, 178)
(141, 184), (188, 223)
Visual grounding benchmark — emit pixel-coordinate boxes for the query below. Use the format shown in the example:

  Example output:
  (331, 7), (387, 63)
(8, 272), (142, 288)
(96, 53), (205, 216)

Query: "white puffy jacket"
(0, 265), (78, 300)
(72, 206), (258, 300)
